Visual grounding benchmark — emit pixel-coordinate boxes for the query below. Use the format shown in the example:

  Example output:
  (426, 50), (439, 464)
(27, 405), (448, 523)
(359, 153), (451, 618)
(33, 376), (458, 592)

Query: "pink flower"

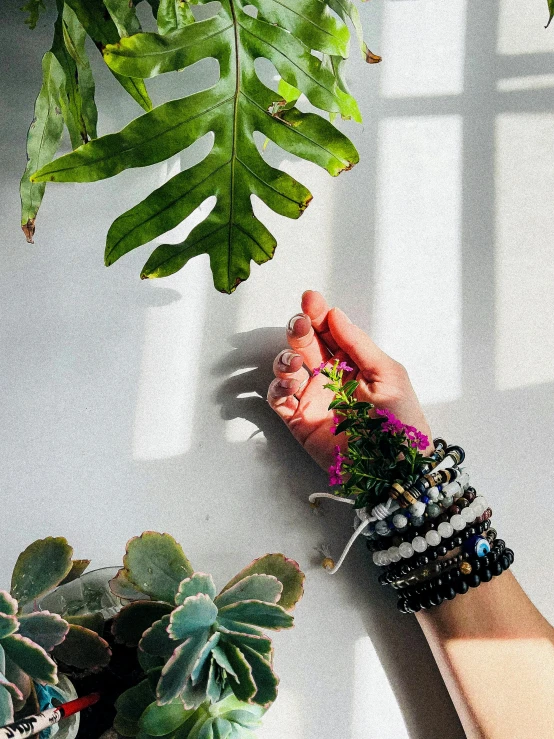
(338, 361), (354, 372)
(330, 414), (340, 433)
(312, 361), (327, 376)
(328, 445), (345, 486)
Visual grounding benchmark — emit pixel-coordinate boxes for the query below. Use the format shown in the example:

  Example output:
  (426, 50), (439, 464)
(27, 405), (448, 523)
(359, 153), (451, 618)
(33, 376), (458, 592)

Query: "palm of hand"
(268, 291), (432, 472)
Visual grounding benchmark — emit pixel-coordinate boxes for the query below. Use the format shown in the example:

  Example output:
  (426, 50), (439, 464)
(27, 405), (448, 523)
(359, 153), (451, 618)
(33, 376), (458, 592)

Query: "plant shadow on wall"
(21, 0), (380, 294)
(214, 328), (466, 739)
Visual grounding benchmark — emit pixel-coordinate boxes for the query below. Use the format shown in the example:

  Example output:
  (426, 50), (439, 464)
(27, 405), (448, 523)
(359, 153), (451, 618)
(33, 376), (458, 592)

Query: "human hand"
(267, 290), (433, 471)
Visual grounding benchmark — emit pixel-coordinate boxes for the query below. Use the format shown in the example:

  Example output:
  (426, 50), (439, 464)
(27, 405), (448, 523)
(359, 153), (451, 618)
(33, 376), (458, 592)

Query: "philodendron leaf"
(112, 601), (173, 646)
(122, 532), (194, 603)
(214, 575), (282, 609)
(1, 635), (57, 685)
(168, 595), (218, 640)
(176, 574), (217, 605)
(20, 51), (65, 243)
(10, 537), (73, 609)
(157, 0), (195, 33)
(114, 679), (156, 737)
(219, 554), (304, 611)
(59, 559), (91, 586)
(52, 624), (111, 671)
(63, 0), (152, 112)
(17, 612), (69, 652)
(31, 0), (361, 293)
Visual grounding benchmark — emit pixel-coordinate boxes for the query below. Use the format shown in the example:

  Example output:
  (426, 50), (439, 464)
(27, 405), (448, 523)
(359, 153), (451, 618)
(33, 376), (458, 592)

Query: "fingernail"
(279, 351), (299, 367)
(287, 313), (307, 333)
(277, 378), (295, 388)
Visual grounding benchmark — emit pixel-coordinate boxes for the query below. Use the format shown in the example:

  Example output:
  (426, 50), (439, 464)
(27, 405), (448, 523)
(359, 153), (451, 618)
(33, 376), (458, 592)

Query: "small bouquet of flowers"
(314, 359), (429, 509)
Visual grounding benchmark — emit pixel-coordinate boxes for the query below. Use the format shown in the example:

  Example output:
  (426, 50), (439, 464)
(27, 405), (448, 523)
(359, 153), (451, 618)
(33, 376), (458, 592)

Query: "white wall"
(1, 1), (554, 737)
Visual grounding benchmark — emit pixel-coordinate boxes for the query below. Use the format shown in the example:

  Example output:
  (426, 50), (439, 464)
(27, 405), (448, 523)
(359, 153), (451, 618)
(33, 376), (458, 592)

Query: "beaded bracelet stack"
(361, 439), (514, 612)
(310, 438), (514, 613)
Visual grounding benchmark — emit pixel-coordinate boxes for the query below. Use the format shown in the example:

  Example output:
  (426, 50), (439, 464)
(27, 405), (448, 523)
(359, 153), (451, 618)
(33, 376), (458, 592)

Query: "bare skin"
(267, 290), (554, 739)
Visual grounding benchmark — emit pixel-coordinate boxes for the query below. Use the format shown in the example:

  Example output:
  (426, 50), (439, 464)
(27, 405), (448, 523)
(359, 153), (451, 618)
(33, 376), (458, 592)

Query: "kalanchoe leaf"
(190, 633), (221, 684)
(218, 555), (304, 612)
(220, 644), (256, 703)
(217, 601), (293, 631)
(139, 615), (177, 657)
(65, 613), (104, 635)
(239, 644), (278, 707)
(17, 612), (69, 652)
(112, 601), (173, 647)
(58, 560), (91, 586)
(122, 532), (194, 603)
(51, 624), (110, 672)
(168, 595), (218, 640)
(0, 684), (13, 726)
(0, 645), (23, 703)
(109, 569), (148, 602)
(139, 699), (195, 736)
(176, 573), (217, 605)
(1, 635), (57, 685)
(0, 593), (18, 618)
(114, 679), (156, 737)
(157, 633), (208, 704)
(210, 646), (237, 679)
(206, 661), (222, 704)
(214, 575), (282, 609)
(10, 537), (73, 610)
(217, 624), (272, 657)
(0, 614), (19, 641)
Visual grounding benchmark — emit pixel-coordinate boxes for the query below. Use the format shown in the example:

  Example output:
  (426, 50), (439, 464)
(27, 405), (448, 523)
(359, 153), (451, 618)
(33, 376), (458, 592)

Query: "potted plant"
(1, 531), (304, 739)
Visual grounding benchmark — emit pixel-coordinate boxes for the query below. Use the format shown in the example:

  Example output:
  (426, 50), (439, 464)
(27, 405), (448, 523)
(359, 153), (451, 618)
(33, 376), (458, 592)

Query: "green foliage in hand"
(30, 0), (376, 292)
(20, 0), (152, 241)
(320, 359), (430, 509)
(110, 532), (304, 736)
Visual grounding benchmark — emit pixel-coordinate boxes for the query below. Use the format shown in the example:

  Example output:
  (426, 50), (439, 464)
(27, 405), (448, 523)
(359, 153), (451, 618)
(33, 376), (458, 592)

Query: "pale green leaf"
(176, 573), (217, 605)
(219, 554), (304, 611)
(1, 635), (57, 685)
(17, 612), (69, 652)
(214, 575), (282, 609)
(157, 634), (207, 704)
(168, 595), (218, 640)
(10, 537), (73, 609)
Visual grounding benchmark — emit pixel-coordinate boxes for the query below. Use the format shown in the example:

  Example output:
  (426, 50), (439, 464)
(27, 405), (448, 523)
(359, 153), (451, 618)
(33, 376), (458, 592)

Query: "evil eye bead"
(450, 514), (466, 531)
(412, 536), (428, 553)
(464, 535), (491, 558)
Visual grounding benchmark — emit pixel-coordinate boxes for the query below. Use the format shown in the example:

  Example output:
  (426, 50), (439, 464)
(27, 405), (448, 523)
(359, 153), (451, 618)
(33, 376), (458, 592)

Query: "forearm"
(416, 570), (554, 739)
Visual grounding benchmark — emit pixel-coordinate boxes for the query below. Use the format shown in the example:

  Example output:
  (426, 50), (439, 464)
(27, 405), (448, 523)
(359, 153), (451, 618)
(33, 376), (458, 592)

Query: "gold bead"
(459, 561), (472, 575)
(322, 557), (335, 571)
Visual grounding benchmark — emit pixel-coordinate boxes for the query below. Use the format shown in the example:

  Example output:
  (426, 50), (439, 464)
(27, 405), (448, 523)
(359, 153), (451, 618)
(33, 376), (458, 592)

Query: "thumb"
(328, 307), (392, 377)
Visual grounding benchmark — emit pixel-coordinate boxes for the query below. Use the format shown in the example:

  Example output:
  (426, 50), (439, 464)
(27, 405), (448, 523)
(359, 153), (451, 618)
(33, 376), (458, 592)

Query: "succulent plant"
(110, 532), (305, 738)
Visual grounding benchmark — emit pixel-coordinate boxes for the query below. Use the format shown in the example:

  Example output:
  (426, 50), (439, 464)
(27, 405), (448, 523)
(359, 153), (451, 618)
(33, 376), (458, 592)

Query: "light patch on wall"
(495, 113), (554, 391)
(497, 0), (554, 55)
(497, 73), (554, 92)
(351, 636), (409, 739)
(373, 116), (463, 405)
(380, 0), (467, 98)
(132, 159), (211, 460)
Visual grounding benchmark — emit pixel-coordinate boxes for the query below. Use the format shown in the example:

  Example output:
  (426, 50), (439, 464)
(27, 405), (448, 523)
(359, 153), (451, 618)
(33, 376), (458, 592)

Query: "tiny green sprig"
(315, 359), (430, 510)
